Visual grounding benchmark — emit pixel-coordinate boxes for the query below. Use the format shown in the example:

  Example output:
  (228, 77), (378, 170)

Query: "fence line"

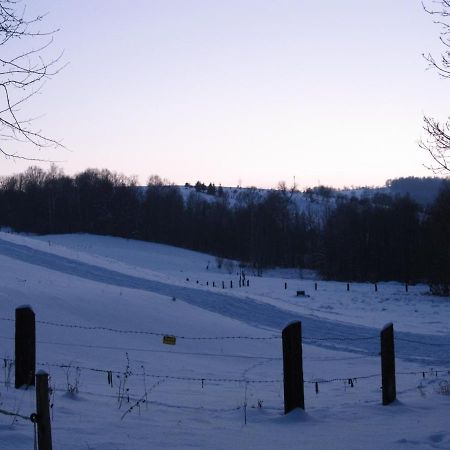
(0, 407), (33, 421)
(3, 358), (281, 384)
(0, 335), (280, 361)
(0, 316), (387, 342)
(0, 316), (279, 341)
(2, 360), (449, 438)
(3, 356), (447, 390)
(8, 316), (450, 347)
(0, 334), (381, 362)
(3, 308), (450, 428)
(3, 363), (448, 410)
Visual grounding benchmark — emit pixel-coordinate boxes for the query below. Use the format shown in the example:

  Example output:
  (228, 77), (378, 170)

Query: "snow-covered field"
(0, 232), (449, 450)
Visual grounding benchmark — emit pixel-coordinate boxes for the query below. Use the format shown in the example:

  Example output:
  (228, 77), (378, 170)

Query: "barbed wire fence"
(1, 309), (450, 450)
(1, 348), (448, 403)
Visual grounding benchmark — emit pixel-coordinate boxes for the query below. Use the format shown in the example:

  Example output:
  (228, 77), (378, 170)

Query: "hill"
(182, 176), (449, 208)
(0, 232), (449, 449)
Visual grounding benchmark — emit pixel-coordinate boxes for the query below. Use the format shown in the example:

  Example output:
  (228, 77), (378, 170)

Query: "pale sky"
(1, 0), (448, 188)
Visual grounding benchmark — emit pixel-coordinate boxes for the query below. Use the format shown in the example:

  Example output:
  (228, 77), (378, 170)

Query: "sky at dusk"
(1, 0), (448, 189)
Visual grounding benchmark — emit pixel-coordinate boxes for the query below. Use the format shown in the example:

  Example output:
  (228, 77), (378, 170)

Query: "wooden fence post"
(347, 283), (350, 291)
(380, 323), (396, 405)
(282, 321), (304, 413)
(15, 306), (35, 389)
(36, 371), (52, 450)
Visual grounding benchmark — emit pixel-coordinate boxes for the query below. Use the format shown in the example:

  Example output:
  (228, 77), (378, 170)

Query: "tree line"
(0, 166), (448, 295)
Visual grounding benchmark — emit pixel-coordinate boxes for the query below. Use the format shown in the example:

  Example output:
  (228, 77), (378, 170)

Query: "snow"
(0, 232), (449, 449)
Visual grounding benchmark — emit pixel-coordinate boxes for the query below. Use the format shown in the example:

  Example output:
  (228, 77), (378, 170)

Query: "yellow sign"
(163, 335), (176, 345)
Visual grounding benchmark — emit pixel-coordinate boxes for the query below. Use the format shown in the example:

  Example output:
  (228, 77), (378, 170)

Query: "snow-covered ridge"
(177, 175), (448, 209)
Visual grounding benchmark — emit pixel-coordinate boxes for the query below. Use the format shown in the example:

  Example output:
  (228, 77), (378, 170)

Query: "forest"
(0, 166), (449, 294)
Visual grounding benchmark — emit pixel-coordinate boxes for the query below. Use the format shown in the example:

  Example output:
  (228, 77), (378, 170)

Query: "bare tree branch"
(0, 0), (65, 161)
(422, 1), (450, 175)
(419, 116), (450, 174)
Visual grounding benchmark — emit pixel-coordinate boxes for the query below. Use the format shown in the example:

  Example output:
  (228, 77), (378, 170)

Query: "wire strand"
(0, 407), (32, 421)
(0, 316), (280, 340)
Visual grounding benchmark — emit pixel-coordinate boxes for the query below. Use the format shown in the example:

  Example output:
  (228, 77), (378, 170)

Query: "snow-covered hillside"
(0, 232), (449, 449)
(179, 176), (448, 214)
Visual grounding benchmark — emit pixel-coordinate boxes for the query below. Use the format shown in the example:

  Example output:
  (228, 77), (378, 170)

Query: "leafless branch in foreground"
(420, 115), (450, 174)
(422, 1), (450, 175)
(0, 0), (65, 161)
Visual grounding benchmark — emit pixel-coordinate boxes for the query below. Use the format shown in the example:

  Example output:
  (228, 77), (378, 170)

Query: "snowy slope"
(0, 232), (449, 450)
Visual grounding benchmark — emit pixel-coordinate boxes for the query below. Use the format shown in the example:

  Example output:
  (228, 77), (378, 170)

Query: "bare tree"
(0, 0), (63, 161)
(421, 1), (450, 175)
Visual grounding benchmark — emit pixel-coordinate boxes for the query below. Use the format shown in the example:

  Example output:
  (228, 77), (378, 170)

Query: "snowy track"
(1, 237), (448, 366)
(2, 233), (450, 450)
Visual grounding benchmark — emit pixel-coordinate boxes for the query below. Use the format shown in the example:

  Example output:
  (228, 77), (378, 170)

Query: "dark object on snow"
(381, 323), (396, 405)
(430, 283), (450, 296)
(36, 371), (53, 450)
(15, 306), (35, 389)
(282, 321), (305, 413)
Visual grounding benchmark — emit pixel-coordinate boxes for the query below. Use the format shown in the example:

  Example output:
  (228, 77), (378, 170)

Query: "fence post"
(282, 321), (304, 413)
(36, 371), (52, 450)
(347, 283), (350, 291)
(15, 306), (35, 389)
(380, 323), (396, 405)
